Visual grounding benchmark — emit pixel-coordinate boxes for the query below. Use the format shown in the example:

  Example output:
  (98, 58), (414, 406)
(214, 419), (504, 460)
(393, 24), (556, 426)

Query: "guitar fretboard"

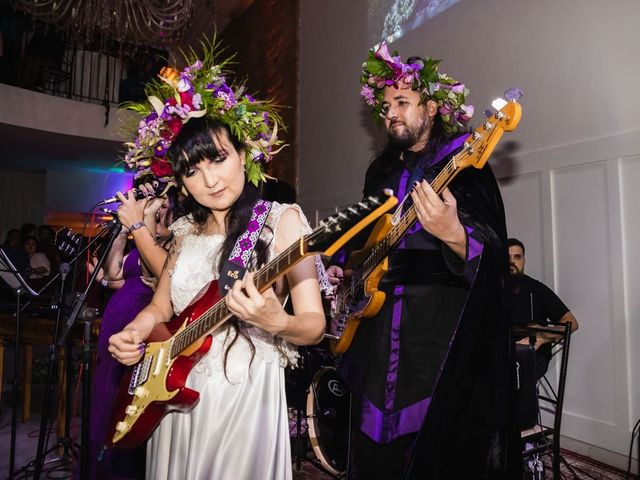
(361, 153), (463, 277)
(169, 239), (305, 359)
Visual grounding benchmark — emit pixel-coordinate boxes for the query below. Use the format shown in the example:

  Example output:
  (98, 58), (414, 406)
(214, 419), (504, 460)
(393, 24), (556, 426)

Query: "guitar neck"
(362, 153), (464, 276)
(169, 239), (307, 359)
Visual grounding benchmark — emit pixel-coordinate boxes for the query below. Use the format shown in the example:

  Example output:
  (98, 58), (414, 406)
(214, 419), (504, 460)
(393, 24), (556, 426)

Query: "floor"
(0, 345), (636, 480)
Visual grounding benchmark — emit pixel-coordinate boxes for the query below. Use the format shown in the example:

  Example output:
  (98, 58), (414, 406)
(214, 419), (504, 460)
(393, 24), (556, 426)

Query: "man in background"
(508, 237), (579, 379)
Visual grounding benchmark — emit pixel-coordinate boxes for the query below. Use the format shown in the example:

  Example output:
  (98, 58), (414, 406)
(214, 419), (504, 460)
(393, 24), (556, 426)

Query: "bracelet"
(99, 278), (109, 287)
(129, 222), (146, 233)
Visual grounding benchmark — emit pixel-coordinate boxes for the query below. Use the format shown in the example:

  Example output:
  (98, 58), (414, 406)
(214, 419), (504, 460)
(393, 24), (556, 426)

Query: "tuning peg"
(491, 97), (508, 111)
(504, 87), (524, 101)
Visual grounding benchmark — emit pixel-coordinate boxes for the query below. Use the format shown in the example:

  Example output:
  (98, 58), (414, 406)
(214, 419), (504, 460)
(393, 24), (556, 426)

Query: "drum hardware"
(286, 347), (349, 479)
(306, 366), (349, 478)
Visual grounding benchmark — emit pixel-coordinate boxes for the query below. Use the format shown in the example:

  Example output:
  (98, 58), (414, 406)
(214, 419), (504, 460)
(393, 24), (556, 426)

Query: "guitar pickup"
(128, 356), (153, 394)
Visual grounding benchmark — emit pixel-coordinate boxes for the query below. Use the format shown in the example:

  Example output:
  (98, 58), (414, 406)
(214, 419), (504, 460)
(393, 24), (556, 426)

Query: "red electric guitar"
(107, 194), (398, 448)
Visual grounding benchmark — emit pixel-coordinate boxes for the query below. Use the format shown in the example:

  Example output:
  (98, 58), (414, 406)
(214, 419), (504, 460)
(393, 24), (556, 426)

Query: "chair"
(515, 323), (572, 480)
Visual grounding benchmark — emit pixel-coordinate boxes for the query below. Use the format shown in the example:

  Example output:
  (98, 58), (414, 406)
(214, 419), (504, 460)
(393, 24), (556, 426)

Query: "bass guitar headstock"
(455, 91), (523, 172)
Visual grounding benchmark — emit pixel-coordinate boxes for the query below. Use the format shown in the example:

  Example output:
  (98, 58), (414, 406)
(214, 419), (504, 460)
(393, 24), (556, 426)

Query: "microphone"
(59, 262), (71, 281)
(95, 183), (165, 207)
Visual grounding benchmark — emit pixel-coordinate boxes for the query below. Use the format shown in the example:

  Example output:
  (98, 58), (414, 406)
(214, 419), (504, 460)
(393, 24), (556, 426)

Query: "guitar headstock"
(455, 95), (522, 171)
(56, 227), (83, 258)
(305, 193), (398, 257)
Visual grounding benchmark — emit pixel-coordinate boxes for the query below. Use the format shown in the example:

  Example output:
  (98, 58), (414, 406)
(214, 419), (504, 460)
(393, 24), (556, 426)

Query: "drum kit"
(286, 341), (350, 478)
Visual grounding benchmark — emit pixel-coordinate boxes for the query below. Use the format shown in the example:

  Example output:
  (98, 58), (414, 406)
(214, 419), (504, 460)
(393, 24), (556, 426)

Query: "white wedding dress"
(146, 202), (310, 480)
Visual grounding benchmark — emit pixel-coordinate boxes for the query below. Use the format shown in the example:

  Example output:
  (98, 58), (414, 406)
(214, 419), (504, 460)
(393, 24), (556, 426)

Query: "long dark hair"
(167, 117), (268, 374)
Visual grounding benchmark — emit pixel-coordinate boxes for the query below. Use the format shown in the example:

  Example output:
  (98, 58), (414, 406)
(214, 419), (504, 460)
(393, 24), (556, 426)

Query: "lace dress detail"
(147, 202), (318, 480)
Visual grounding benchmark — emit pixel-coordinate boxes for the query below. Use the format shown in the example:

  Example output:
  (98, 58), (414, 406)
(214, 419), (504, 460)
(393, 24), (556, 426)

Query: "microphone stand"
(24, 218), (122, 479)
(0, 249), (38, 480)
(29, 265), (70, 479)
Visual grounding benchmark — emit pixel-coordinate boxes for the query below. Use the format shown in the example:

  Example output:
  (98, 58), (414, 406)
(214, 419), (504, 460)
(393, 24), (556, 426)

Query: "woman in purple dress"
(86, 185), (182, 479)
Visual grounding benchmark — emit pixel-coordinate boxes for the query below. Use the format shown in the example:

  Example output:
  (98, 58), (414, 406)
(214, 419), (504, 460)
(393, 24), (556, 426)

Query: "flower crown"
(360, 42), (474, 135)
(121, 38), (285, 186)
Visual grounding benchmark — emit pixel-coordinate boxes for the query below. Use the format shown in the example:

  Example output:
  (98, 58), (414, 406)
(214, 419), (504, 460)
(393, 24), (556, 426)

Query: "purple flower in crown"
(212, 82), (233, 98)
(154, 139), (170, 157)
(213, 83), (237, 110)
(459, 104), (474, 122)
(367, 75), (387, 89)
(450, 83), (465, 94)
(439, 103), (453, 116)
(192, 93), (202, 110)
(361, 85), (376, 106)
(374, 42), (403, 79)
(399, 62), (422, 87)
(177, 77), (193, 93)
(245, 93), (256, 103)
(183, 60), (203, 80)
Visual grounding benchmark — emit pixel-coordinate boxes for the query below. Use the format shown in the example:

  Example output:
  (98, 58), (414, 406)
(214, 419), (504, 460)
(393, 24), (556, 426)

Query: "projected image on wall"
(369, 0), (460, 45)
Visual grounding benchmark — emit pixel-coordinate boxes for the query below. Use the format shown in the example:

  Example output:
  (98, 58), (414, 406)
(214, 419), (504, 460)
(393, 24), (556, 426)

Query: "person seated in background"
(37, 225), (60, 273)
(23, 235), (50, 281)
(508, 237), (579, 379)
(20, 222), (38, 245)
(3, 229), (22, 250)
(1, 228), (29, 274)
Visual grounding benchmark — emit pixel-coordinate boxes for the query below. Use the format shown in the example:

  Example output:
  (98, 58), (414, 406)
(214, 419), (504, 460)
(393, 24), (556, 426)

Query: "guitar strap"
(407, 134), (469, 190)
(218, 199), (272, 293)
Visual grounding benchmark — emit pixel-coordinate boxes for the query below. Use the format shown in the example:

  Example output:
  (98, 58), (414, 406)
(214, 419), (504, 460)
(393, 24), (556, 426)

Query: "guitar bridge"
(128, 356), (153, 395)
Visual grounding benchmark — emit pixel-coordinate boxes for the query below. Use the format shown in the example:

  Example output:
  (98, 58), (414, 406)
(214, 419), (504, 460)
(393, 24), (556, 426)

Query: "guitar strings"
(338, 123), (496, 302)
(170, 200), (381, 356)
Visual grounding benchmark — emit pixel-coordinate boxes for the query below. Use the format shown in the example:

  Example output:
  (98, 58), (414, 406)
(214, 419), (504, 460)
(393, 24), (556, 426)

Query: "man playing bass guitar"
(328, 43), (519, 479)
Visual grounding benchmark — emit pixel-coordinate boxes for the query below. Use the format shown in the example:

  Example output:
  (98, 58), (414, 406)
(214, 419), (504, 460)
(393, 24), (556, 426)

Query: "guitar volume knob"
(115, 421), (129, 433)
(134, 386), (149, 398)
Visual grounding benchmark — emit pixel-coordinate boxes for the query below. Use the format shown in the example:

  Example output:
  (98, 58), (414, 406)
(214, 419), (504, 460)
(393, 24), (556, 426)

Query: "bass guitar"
(107, 194), (398, 448)
(329, 98), (522, 354)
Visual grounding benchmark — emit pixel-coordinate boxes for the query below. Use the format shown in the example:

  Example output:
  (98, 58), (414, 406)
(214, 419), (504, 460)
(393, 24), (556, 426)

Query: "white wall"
(300, 0), (639, 471)
(0, 83), (128, 140)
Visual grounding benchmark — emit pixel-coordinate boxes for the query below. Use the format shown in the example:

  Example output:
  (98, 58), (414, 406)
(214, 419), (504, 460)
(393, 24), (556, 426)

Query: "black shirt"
(509, 273), (569, 376)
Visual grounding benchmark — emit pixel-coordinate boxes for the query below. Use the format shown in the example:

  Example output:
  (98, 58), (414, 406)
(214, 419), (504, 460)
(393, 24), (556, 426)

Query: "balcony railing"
(0, 5), (166, 106)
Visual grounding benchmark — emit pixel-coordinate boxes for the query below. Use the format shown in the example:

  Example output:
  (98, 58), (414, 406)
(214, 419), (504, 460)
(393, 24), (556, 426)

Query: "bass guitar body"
(107, 281), (221, 448)
(330, 213), (395, 354)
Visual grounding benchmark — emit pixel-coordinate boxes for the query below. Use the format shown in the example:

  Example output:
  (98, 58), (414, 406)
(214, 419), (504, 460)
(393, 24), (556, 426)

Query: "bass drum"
(306, 366), (350, 476)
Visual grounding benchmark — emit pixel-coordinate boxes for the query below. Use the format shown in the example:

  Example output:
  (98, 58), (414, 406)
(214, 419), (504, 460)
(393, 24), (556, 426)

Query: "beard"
(509, 265), (524, 276)
(387, 116), (431, 150)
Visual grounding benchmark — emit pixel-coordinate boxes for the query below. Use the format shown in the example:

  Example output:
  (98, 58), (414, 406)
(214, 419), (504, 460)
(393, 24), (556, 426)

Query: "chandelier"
(18, 0), (196, 48)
